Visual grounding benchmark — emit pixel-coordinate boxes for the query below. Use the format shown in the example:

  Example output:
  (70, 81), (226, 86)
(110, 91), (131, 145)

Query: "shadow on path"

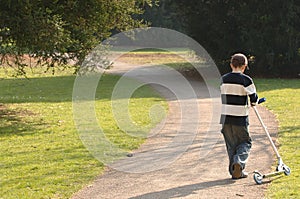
(130, 178), (235, 199)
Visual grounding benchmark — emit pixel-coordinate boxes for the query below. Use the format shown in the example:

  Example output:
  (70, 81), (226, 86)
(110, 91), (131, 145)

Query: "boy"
(220, 53), (258, 179)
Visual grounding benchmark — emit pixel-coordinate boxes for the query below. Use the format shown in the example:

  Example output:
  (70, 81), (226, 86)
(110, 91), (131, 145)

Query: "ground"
(72, 61), (278, 199)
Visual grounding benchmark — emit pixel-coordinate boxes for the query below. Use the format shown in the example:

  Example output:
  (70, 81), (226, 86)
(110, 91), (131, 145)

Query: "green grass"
(111, 47), (191, 53)
(0, 68), (166, 198)
(112, 47), (203, 69)
(256, 79), (300, 198)
(1, 61), (298, 199)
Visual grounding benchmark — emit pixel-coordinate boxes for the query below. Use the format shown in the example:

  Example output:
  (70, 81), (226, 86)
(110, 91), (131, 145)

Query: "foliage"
(141, 0), (186, 33)
(143, 0), (300, 77)
(0, 0), (155, 74)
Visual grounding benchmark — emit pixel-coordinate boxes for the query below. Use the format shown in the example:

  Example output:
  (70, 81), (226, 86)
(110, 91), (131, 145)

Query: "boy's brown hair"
(231, 53), (248, 68)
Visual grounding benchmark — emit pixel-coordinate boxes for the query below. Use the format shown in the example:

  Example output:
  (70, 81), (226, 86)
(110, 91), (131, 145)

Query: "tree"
(180, 0), (300, 76)
(0, 0), (154, 74)
(141, 0), (187, 33)
(143, 0), (300, 77)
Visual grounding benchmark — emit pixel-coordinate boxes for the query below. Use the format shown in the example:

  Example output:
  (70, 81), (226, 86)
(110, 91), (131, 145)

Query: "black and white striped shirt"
(220, 72), (258, 126)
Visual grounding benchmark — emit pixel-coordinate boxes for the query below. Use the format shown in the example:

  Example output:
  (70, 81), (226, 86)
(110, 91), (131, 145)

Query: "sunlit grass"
(112, 48), (202, 69)
(0, 68), (167, 198)
(256, 79), (300, 198)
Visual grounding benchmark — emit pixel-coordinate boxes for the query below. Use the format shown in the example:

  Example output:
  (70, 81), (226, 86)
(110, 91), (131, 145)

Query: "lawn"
(256, 79), (300, 198)
(0, 59), (298, 199)
(0, 67), (167, 198)
(113, 48), (199, 70)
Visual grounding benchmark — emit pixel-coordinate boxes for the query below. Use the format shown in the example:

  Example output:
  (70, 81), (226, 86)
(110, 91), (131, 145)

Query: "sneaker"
(241, 171), (248, 178)
(232, 163), (242, 179)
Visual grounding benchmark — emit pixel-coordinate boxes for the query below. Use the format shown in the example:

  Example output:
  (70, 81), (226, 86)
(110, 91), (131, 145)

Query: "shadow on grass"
(255, 79), (300, 92)
(279, 126), (300, 135)
(0, 104), (45, 137)
(0, 73), (166, 103)
(1, 67), (297, 109)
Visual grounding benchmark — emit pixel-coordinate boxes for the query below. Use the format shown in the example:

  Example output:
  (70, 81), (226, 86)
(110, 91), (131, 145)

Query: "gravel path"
(72, 62), (278, 199)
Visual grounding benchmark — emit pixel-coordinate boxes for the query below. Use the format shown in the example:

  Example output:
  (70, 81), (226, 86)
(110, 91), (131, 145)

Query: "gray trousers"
(221, 124), (252, 175)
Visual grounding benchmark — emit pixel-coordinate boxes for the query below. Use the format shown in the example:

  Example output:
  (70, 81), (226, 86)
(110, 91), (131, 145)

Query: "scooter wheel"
(284, 166), (291, 176)
(253, 173), (263, 185)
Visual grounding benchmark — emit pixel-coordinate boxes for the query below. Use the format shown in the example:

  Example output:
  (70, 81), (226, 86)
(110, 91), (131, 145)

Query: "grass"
(115, 51), (188, 66)
(1, 53), (298, 199)
(256, 79), (300, 198)
(111, 47), (191, 53)
(0, 67), (167, 198)
(112, 48), (203, 71)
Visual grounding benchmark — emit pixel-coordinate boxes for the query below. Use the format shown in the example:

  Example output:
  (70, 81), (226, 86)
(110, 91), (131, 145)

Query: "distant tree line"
(1, 1), (299, 77)
(143, 0), (300, 77)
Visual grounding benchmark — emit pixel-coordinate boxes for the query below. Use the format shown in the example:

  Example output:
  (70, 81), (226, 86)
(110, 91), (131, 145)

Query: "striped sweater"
(220, 72), (258, 126)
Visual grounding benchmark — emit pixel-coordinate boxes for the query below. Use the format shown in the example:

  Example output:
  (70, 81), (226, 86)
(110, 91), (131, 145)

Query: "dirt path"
(72, 62), (278, 199)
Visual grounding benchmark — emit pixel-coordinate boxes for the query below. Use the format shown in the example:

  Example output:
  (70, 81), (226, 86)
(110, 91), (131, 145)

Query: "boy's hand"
(251, 98), (266, 106)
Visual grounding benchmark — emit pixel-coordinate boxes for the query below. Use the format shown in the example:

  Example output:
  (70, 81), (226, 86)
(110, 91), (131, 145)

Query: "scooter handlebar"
(258, 97), (266, 104)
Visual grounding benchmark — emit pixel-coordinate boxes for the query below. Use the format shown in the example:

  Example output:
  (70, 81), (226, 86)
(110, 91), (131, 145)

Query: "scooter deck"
(254, 170), (284, 178)
(253, 164), (291, 185)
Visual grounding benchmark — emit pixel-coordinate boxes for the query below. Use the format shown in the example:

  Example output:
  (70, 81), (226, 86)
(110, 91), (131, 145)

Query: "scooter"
(252, 98), (291, 185)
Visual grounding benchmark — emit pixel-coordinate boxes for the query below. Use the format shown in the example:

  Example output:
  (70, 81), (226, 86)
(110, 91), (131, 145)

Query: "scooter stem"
(252, 106), (281, 159)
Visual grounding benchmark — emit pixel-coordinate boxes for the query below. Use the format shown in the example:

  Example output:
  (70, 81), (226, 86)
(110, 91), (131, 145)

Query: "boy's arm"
(249, 92), (259, 106)
(245, 80), (259, 106)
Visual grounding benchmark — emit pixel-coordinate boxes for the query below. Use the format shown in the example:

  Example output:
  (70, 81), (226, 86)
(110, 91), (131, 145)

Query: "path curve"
(72, 62), (278, 199)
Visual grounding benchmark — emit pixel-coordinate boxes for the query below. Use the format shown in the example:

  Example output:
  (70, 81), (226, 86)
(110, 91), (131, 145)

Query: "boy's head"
(230, 53), (248, 72)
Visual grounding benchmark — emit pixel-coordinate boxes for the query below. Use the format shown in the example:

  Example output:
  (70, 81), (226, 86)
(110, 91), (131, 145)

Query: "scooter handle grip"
(258, 97), (266, 104)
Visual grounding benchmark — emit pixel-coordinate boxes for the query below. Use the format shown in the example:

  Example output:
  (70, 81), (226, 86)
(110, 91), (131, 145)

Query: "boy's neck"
(230, 64), (246, 73)
(231, 68), (244, 73)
